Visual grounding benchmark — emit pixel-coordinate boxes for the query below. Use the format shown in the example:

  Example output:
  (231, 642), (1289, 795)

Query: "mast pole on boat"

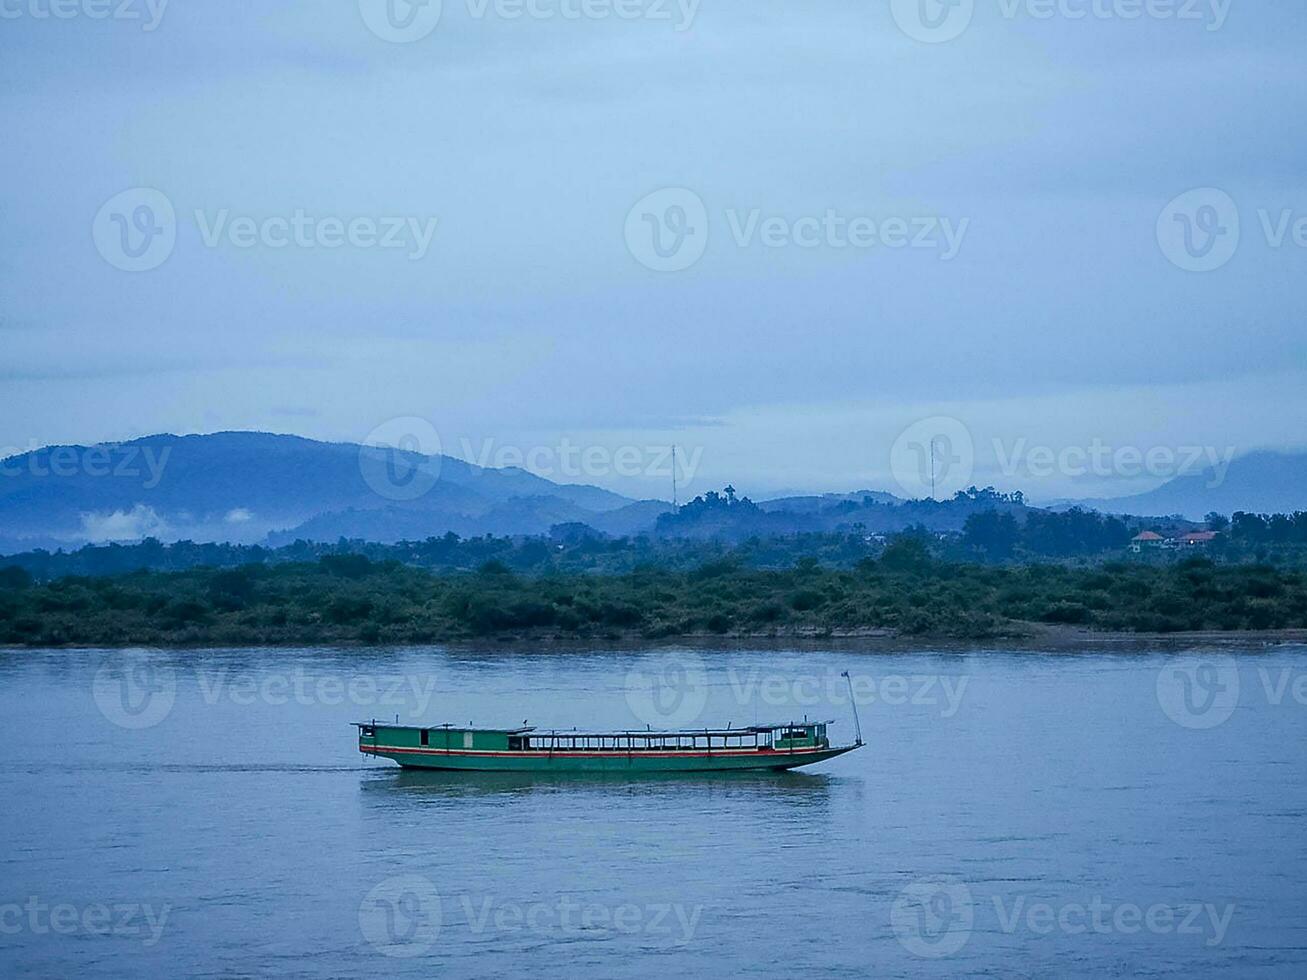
(841, 671), (863, 747)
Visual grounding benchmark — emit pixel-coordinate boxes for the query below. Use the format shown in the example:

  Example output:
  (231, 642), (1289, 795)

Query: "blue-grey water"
(2, 645), (1305, 978)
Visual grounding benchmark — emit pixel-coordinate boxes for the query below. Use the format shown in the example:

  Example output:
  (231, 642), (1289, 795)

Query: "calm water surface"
(2, 645), (1305, 978)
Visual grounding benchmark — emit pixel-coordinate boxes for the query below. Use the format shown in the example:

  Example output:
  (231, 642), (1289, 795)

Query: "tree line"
(3, 545), (1306, 646)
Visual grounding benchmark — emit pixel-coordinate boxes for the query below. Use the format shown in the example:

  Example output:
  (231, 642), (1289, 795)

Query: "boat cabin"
(356, 723), (534, 753)
(773, 723), (828, 750)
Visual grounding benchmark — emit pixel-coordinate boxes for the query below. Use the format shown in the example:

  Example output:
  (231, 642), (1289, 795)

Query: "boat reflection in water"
(371, 765), (846, 802)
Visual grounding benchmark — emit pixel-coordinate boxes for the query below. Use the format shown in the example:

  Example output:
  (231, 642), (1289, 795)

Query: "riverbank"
(5, 619), (1307, 655)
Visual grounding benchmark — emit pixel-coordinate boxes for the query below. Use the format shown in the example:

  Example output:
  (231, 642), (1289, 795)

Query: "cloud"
(79, 505), (170, 543)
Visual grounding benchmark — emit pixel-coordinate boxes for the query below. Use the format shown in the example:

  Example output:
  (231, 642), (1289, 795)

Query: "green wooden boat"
(356, 719), (861, 773)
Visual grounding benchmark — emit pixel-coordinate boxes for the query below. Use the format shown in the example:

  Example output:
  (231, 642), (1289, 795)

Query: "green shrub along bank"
(2, 545), (1305, 646)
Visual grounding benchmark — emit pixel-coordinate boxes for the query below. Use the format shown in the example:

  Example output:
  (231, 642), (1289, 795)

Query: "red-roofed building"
(1178, 531), (1219, 547)
(1130, 531), (1166, 553)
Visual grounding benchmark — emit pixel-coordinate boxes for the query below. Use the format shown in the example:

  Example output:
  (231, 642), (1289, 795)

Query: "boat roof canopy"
(354, 722), (535, 734)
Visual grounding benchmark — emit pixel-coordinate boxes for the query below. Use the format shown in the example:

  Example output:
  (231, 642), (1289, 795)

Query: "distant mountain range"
(1058, 450), (1307, 521)
(0, 432), (663, 553)
(1, 433), (1304, 553)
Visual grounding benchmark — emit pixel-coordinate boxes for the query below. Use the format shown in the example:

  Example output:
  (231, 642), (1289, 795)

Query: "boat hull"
(361, 744), (857, 773)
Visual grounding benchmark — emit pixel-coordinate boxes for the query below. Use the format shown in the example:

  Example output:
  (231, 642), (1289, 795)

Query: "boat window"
(508, 736), (523, 750)
(463, 731), (474, 749)
(420, 729), (429, 746)
(360, 726), (375, 738)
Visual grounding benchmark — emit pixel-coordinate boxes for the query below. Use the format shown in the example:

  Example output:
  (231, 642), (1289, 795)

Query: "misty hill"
(1075, 451), (1307, 520)
(656, 486), (1028, 542)
(756, 490), (901, 513)
(0, 432), (641, 552)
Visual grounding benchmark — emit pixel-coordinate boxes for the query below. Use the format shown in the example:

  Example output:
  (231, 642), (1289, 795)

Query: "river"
(1, 645), (1304, 978)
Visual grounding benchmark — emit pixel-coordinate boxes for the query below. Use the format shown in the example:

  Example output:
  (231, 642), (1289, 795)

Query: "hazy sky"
(2, 0), (1304, 501)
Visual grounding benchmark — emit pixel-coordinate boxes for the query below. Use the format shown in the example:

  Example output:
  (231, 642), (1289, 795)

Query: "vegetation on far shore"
(3, 531), (1307, 647)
